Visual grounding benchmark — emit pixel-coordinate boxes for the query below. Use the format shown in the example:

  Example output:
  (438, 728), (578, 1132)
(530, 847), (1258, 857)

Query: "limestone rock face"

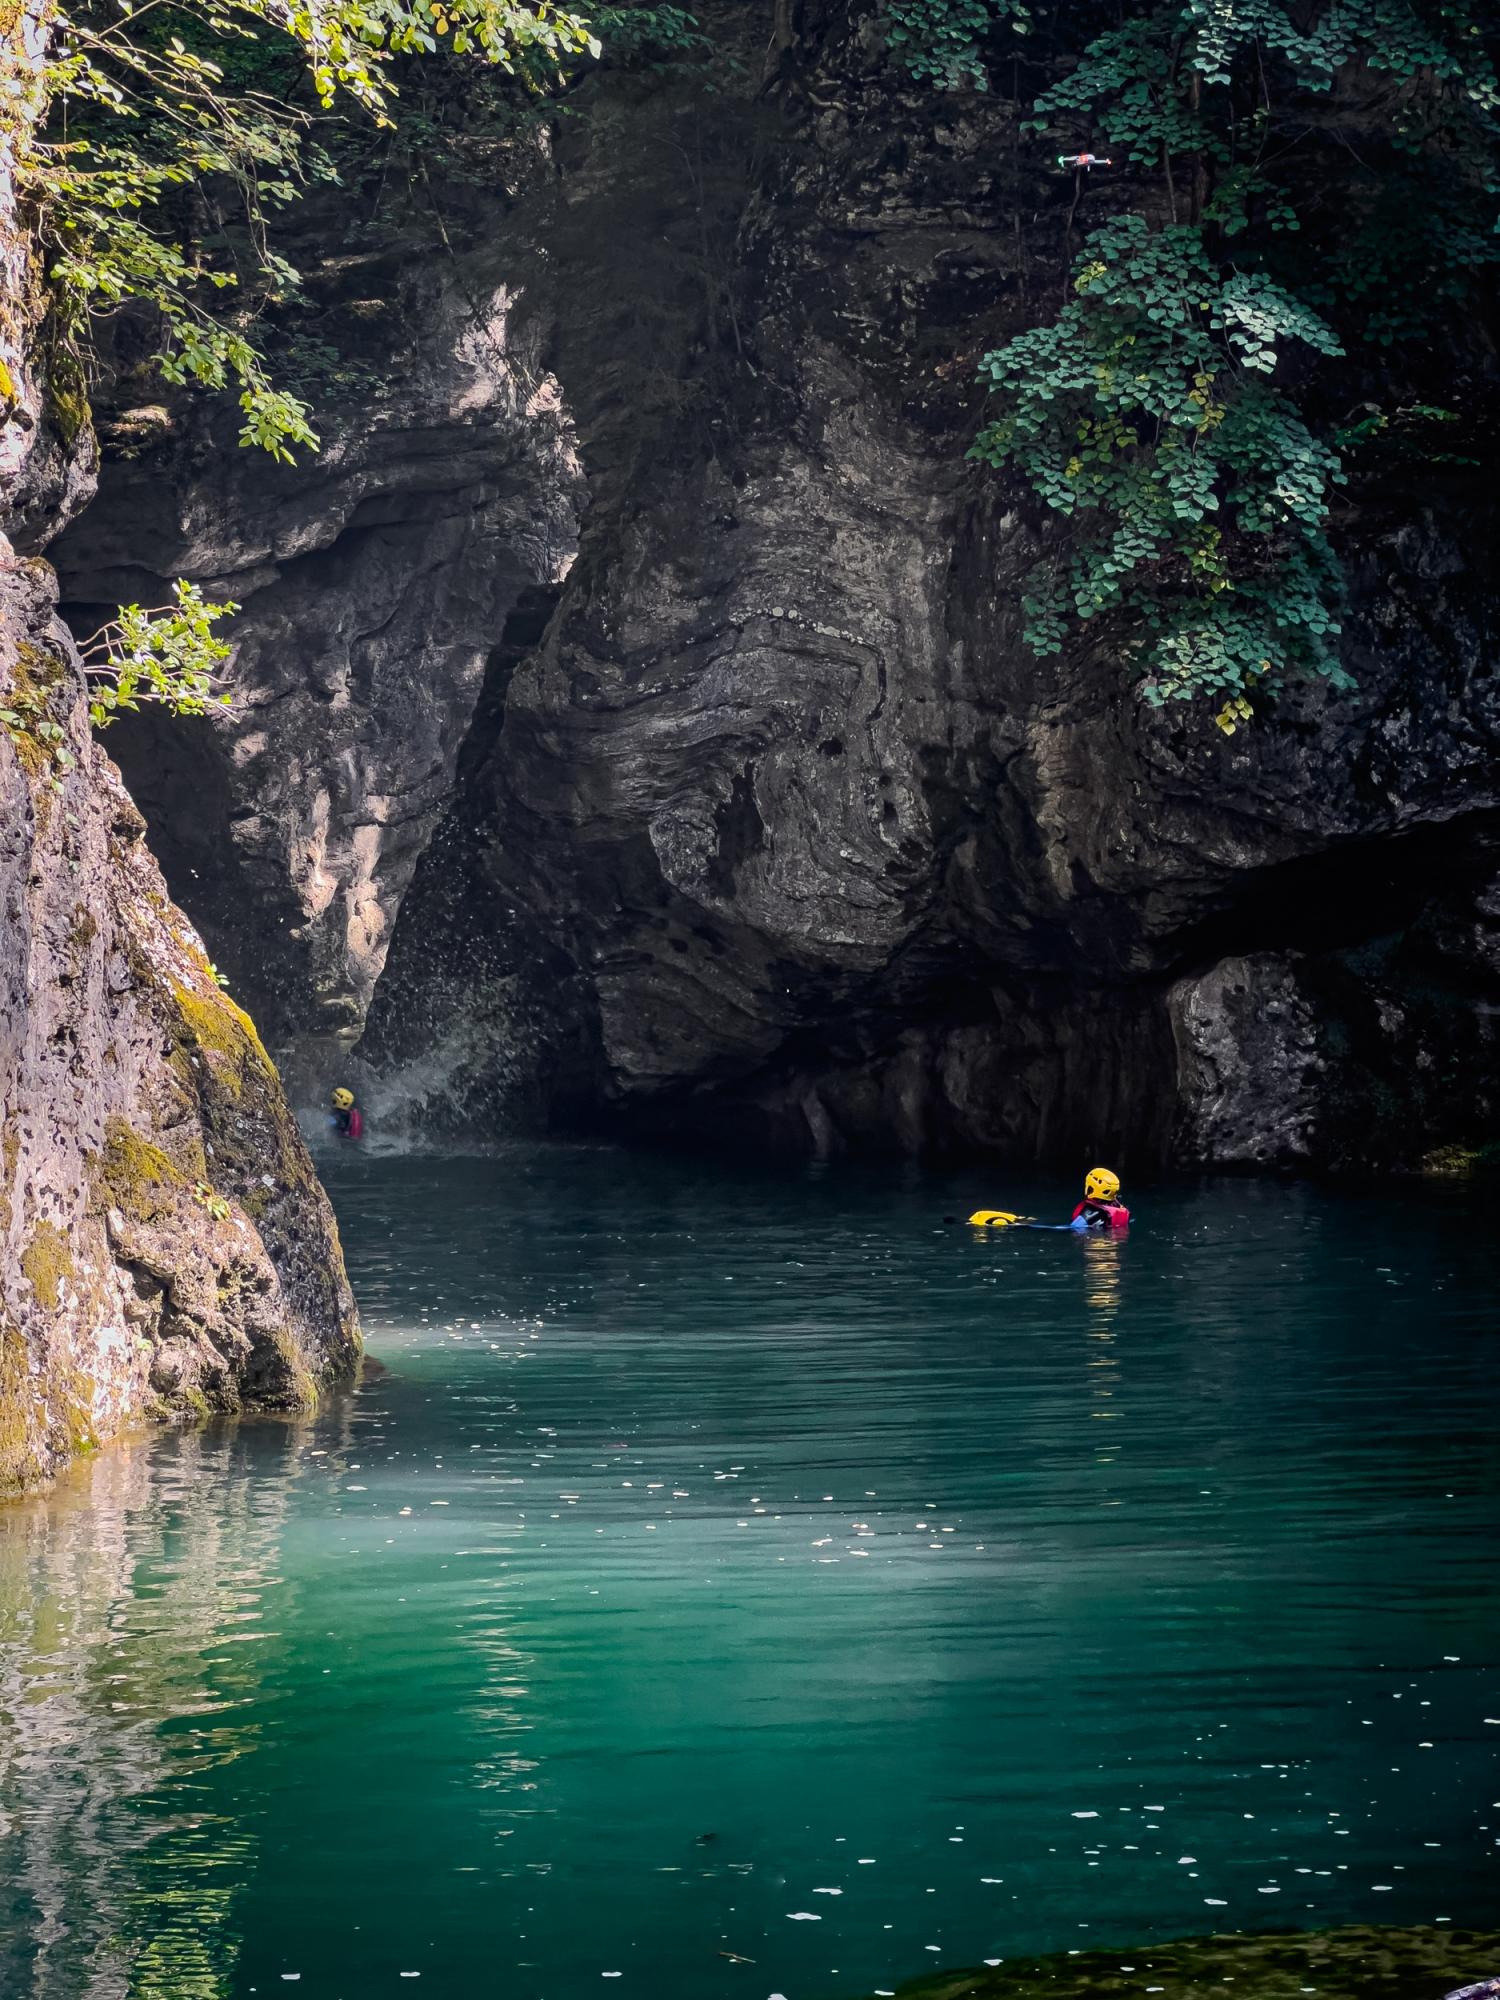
(1170, 958), (1324, 1168)
(0, 0), (98, 557)
(0, 561), (358, 1490)
(52, 249), (584, 1056)
(362, 14), (1500, 1167)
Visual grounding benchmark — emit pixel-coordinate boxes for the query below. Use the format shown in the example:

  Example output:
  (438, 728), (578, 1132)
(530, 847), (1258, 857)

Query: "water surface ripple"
(1, 1152), (1496, 2000)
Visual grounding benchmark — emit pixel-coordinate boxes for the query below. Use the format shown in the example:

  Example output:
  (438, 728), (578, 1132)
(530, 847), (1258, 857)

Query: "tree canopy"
(22, 0), (598, 462)
(9, 0), (1499, 726)
(892, 0), (1499, 723)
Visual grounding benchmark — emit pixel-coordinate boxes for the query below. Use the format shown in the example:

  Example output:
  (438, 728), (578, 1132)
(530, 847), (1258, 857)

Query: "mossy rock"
(1419, 1144), (1500, 1179)
(4, 721), (50, 780)
(9, 638), (67, 701)
(43, 344), (92, 449)
(868, 1924), (1500, 2000)
(67, 904), (97, 964)
(97, 1117), (193, 1224)
(19, 1219), (74, 1310)
(0, 1319), (39, 1489)
(0, 1120), (19, 1239)
(3, 639), (73, 792)
(169, 976), (275, 1104)
(239, 1183), (272, 1220)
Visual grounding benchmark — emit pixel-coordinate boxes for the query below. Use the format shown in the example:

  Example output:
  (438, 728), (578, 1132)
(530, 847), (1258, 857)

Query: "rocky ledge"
(0, 559), (358, 1490)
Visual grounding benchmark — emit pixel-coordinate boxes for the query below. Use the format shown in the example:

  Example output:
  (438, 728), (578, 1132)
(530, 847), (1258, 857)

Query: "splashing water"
(295, 980), (536, 1154)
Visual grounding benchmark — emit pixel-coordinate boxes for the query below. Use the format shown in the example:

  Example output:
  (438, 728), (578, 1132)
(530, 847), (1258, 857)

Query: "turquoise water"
(1, 1152), (1498, 2000)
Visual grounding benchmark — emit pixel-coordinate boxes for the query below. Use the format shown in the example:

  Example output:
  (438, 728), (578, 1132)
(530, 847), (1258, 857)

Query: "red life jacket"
(347, 1108), (364, 1140)
(1072, 1198), (1129, 1231)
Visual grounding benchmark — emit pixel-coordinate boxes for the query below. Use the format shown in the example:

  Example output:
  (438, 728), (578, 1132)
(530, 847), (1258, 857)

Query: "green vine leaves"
(81, 581), (239, 729)
(971, 220), (1350, 718)
(889, 0), (1499, 723)
(23, 0), (599, 464)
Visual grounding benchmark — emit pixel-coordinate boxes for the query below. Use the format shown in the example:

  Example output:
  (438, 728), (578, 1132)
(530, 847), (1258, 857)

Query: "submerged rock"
(866, 1925), (1500, 2000)
(0, 559), (358, 1490)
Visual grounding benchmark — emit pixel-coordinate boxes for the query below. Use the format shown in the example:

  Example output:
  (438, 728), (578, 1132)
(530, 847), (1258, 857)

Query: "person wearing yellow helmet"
(1071, 1166), (1129, 1233)
(964, 1166), (1132, 1233)
(329, 1086), (364, 1141)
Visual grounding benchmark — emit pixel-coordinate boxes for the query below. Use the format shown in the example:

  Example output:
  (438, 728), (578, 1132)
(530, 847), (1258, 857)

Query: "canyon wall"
(53, 243), (584, 1060)
(52, 0), (1500, 1168)
(0, 561), (359, 1489)
(2, 61), (359, 1487)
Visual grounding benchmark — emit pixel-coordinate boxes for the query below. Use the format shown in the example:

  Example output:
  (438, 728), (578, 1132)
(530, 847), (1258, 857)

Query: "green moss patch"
(0, 1320), (40, 1491)
(98, 1117), (192, 1224)
(1420, 1144), (1500, 1178)
(170, 978), (276, 1103)
(20, 1220), (74, 1311)
(43, 341), (92, 449)
(0, 1122), (19, 1239)
(3, 639), (74, 794)
(67, 905), (97, 962)
(175, 979), (272, 1068)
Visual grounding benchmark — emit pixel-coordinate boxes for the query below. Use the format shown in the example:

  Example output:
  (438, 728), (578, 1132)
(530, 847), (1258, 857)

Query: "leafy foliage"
(20, 0), (604, 753)
(1313, 161), (1500, 348)
(944, 0), (1500, 719)
(590, 2), (708, 67)
(80, 581), (240, 729)
(23, 0), (599, 461)
(884, 0), (1030, 92)
(1028, 0), (1498, 183)
(971, 219), (1349, 708)
(1026, 13), (1210, 169)
(1, 684), (78, 787)
(191, 1179), (233, 1219)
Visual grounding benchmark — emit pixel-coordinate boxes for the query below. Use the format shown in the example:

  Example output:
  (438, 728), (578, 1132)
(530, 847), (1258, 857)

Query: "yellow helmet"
(330, 1087), (355, 1110)
(1084, 1166), (1120, 1203)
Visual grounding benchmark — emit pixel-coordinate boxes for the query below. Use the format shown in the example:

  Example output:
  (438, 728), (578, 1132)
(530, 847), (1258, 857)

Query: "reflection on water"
(1082, 1234), (1125, 1325)
(0, 1151), (1497, 2000)
(0, 1413), (361, 1997)
(1083, 1245), (1124, 1494)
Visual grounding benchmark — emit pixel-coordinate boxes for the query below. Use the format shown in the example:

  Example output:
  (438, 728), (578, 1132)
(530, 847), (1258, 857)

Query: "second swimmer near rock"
(329, 1086), (365, 1141)
(969, 1167), (1131, 1233)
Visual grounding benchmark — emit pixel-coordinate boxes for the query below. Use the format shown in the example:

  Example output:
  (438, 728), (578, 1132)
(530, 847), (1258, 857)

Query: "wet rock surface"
(0, 560), (358, 1490)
